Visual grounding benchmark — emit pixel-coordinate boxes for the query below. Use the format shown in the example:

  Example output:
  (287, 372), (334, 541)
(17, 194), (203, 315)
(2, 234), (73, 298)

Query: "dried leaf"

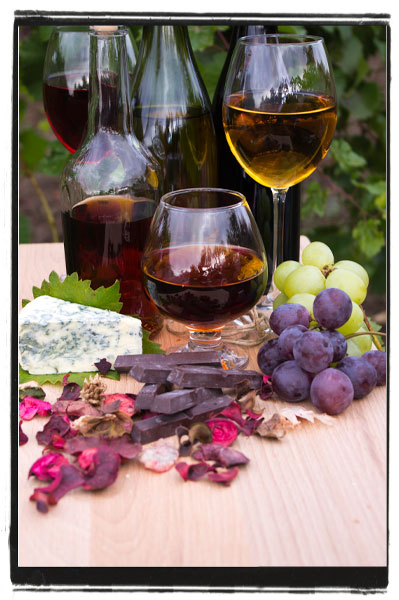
(256, 413), (293, 439)
(53, 399), (103, 418)
(64, 434), (142, 461)
(19, 386), (45, 402)
(188, 422), (213, 445)
(94, 358), (112, 376)
(36, 415), (73, 446)
(73, 414), (129, 438)
(279, 406), (335, 426)
(176, 426), (192, 457)
(139, 439), (179, 473)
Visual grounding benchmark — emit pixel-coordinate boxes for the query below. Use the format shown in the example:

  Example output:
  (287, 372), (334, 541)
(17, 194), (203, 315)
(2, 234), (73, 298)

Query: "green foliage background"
(19, 23), (387, 298)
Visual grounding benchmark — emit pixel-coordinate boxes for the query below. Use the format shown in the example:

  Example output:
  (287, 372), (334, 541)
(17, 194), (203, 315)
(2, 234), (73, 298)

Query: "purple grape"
(363, 350), (386, 386)
(335, 355), (377, 399)
(321, 330), (347, 362)
(257, 338), (284, 376)
(313, 288), (352, 330)
(269, 303), (310, 335)
(310, 368), (354, 415)
(277, 325), (307, 360)
(271, 360), (312, 402)
(293, 330), (334, 373)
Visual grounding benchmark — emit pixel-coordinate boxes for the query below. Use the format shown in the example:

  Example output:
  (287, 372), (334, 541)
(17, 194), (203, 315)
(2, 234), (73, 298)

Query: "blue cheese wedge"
(19, 295), (142, 374)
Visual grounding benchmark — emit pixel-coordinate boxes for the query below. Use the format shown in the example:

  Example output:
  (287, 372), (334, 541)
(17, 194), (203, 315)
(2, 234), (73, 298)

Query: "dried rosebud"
(19, 421), (28, 446)
(139, 440), (179, 473)
(205, 419), (238, 446)
(79, 446), (121, 490)
(175, 461), (216, 482)
(208, 466), (239, 485)
(19, 396), (52, 421)
(29, 452), (69, 481)
(94, 358), (112, 376)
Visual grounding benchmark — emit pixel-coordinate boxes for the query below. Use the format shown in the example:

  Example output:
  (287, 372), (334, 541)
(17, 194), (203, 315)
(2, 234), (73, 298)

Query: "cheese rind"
(19, 295), (142, 374)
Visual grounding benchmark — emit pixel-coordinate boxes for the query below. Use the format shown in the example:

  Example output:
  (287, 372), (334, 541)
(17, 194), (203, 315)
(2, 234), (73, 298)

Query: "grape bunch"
(257, 288), (386, 416)
(272, 241), (373, 356)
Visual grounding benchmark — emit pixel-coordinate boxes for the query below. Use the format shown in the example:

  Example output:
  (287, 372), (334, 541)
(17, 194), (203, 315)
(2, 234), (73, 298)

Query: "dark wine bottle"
(212, 24), (301, 292)
(131, 25), (218, 192)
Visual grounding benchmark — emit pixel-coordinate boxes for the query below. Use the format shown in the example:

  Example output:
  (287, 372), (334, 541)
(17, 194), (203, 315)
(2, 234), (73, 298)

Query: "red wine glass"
(43, 25), (137, 153)
(142, 188), (268, 368)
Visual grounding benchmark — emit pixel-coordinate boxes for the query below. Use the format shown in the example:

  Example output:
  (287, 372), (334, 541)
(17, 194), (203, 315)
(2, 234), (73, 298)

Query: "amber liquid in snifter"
(223, 91), (337, 189)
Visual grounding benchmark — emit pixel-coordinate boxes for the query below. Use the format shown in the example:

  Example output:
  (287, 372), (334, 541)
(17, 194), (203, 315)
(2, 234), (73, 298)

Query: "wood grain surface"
(17, 243), (387, 567)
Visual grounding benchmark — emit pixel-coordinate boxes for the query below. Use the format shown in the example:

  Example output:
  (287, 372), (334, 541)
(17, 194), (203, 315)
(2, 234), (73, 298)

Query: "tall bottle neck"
(88, 28), (132, 135)
(141, 25), (191, 59)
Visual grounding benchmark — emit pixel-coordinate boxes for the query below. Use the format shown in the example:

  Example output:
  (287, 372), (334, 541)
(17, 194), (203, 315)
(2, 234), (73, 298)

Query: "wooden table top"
(17, 243), (387, 568)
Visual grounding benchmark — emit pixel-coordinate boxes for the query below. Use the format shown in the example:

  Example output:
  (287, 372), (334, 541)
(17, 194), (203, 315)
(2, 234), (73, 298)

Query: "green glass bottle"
(131, 25), (218, 192)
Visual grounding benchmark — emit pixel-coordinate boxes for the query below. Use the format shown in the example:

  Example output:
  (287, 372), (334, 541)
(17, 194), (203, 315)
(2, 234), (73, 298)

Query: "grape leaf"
(19, 365), (120, 388)
(25, 271), (123, 313)
(142, 329), (165, 355)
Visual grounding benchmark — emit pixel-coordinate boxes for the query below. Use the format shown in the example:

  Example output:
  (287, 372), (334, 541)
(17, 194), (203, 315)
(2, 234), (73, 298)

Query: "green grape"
(273, 292), (288, 310)
(273, 260), (301, 292)
(326, 268), (367, 305)
(346, 338), (363, 357)
(287, 293), (316, 319)
(284, 265), (326, 297)
(302, 241), (334, 270)
(337, 302), (364, 335)
(334, 260), (369, 287)
(350, 329), (372, 355)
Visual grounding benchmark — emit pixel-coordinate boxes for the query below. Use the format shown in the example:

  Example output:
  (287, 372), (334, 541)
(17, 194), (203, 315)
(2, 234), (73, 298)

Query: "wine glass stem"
(271, 188), (289, 276)
(188, 329), (223, 351)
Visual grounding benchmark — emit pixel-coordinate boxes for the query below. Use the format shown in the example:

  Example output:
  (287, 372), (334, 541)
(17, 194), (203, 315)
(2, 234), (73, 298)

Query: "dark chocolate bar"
(114, 351), (222, 373)
(128, 363), (172, 384)
(135, 383), (171, 410)
(148, 387), (220, 415)
(167, 366), (263, 390)
(130, 394), (233, 444)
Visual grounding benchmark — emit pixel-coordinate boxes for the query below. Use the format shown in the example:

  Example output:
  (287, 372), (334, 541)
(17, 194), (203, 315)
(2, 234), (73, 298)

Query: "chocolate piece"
(167, 366), (263, 390)
(135, 383), (171, 410)
(128, 363), (172, 384)
(130, 394), (233, 444)
(149, 387), (220, 415)
(114, 351), (222, 373)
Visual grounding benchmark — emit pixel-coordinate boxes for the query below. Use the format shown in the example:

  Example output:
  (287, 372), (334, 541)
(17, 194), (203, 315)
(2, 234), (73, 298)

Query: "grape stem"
(361, 307), (384, 351)
(345, 331), (386, 339)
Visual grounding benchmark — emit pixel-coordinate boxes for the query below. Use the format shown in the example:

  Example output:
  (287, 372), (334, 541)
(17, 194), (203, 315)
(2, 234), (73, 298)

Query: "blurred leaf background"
(18, 22), (387, 316)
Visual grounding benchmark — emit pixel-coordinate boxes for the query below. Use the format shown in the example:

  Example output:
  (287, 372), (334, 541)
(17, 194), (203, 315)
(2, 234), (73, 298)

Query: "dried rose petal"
(192, 443), (249, 468)
(220, 401), (246, 426)
(79, 446), (121, 490)
(30, 464), (84, 512)
(259, 375), (273, 400)
(175, 461), (215, 482)
(36, 415), (72, 446)
(73, 413), (130, 438)
(58, 382), (81, 402)
(19, 396), (52, 421)
(102, 393), (136, 417)
(205, 419), (238, 446)
(94, 358), (112, 375)
(19, 421), (28, 445)
(241, 416), (263, 436)
(64, 434), (141, 462)
(62, 373), (71, 386)
(29, 452), (69, 481)
(66, 401), (103, 418)
(208, 466), (239, 485)
(139, 440), (179, 473)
